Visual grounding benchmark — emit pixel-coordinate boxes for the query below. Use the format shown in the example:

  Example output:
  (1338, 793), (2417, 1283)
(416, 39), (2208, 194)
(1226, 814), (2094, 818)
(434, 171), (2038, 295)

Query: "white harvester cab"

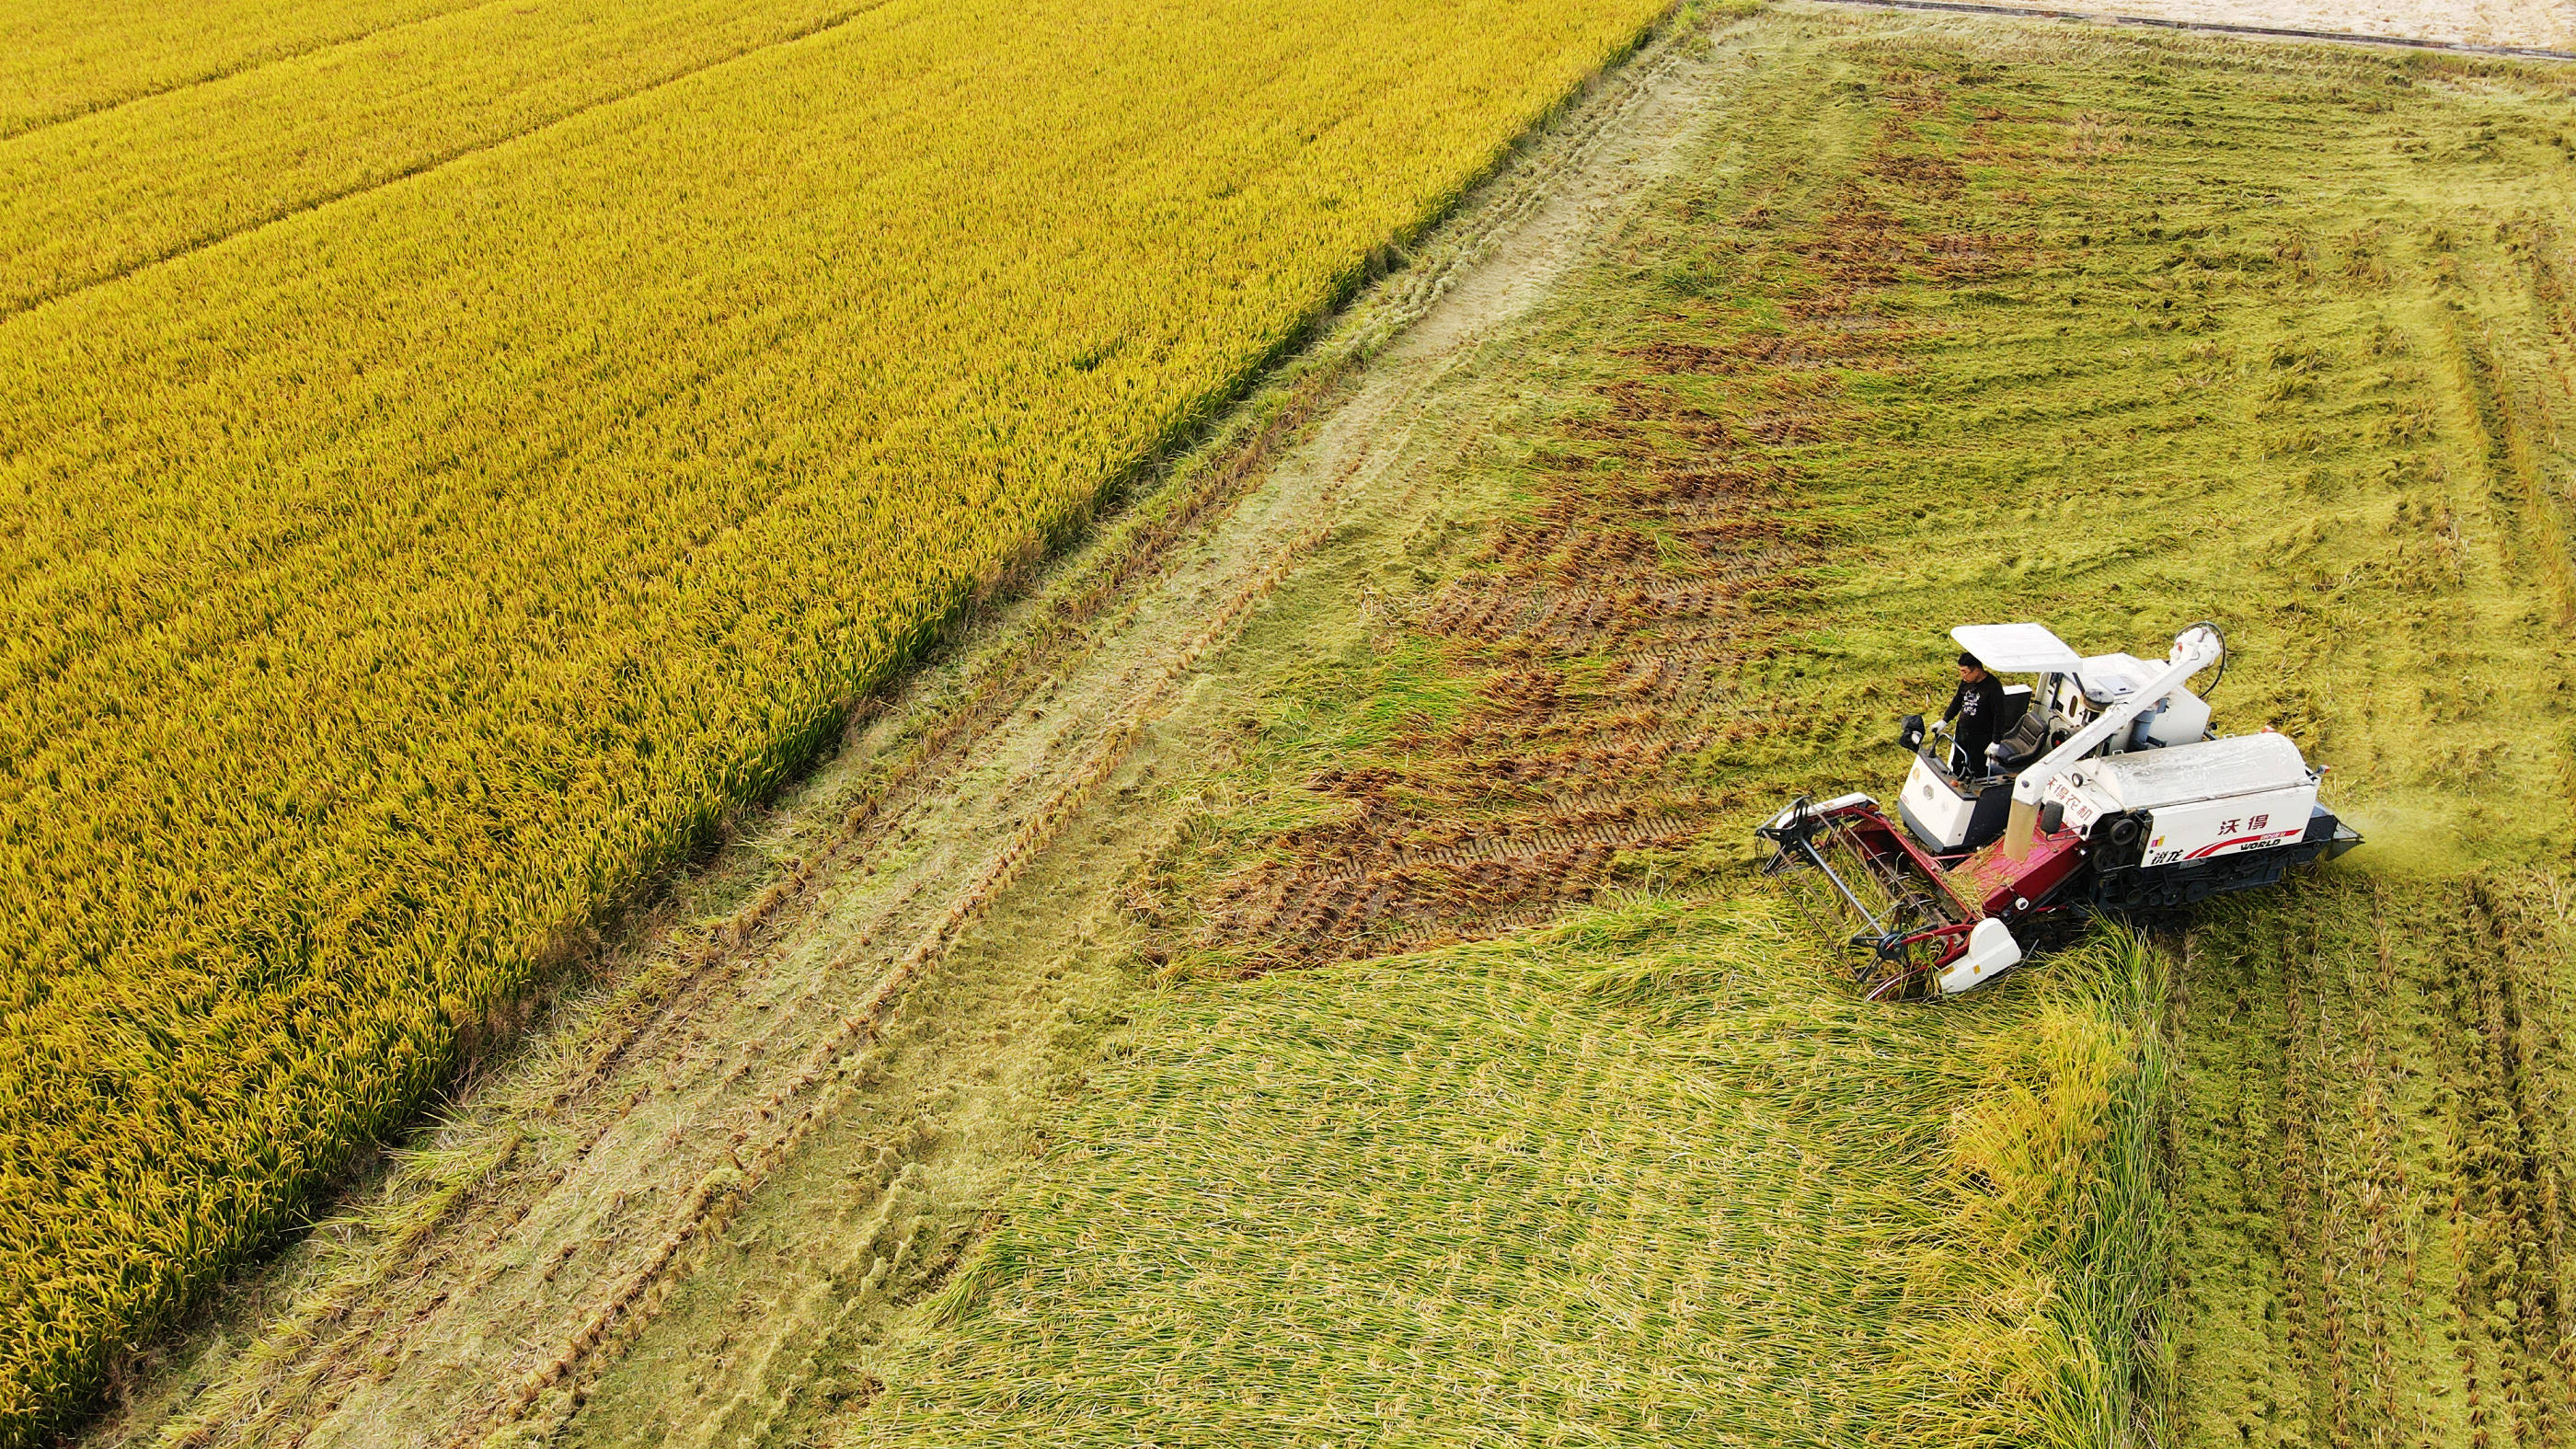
(1899, 622), (2224, 854)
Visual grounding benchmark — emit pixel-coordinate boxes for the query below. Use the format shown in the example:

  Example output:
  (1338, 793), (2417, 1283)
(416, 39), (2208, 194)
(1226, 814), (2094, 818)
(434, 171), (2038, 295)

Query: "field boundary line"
(471, 469), (1348, 1447)
(446, 75), (1650, 1410)
(1797, 0), (2576, 60)
(448, 16), (1719, 1436)
(5, 0), (904, 319)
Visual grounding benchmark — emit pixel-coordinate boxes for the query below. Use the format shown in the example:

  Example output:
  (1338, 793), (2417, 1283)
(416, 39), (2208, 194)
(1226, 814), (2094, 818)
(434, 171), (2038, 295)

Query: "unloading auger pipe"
(1999, 624), (2225, 859)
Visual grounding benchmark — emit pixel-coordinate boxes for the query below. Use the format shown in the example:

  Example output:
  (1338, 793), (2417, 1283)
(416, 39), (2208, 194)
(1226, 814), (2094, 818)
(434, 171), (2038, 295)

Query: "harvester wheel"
(1864, 965), (1932, 1003)
(1858, 922), (1944, 1001)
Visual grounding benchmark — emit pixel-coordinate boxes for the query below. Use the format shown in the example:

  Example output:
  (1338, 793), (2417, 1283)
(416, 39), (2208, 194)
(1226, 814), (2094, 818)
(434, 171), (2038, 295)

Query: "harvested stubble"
(2175, 875), (2576, 1449)
(0, 0), (1673, 1437)
(1167, 15), (2570, 980)
(931, 9), (2576, 1443)
(856, 902), (2168, 1448)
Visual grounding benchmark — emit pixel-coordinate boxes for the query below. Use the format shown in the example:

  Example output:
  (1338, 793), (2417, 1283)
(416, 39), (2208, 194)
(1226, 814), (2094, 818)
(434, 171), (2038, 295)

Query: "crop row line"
(2, 0), (491, 142)
(3, 0), (906, 320)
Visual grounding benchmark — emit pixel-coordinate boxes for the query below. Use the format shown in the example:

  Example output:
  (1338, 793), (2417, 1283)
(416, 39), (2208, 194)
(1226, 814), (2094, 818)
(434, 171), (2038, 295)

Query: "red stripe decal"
(2183, 829), (2302, 860)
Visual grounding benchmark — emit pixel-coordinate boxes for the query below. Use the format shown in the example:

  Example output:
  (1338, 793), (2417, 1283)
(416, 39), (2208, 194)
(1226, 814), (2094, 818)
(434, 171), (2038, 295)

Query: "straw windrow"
(857, 902), (2168, 1447)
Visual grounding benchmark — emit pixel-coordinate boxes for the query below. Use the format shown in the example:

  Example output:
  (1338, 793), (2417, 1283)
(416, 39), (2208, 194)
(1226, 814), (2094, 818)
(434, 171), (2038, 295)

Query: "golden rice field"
(0, 0), (1672, 1436)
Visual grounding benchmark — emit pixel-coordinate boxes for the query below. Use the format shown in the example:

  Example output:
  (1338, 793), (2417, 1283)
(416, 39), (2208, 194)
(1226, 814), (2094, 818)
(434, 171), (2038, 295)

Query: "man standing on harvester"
(1945, 652), (2006, 776)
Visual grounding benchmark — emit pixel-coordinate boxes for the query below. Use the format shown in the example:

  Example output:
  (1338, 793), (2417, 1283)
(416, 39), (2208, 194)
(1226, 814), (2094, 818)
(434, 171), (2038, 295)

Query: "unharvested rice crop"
(0, 0), (1669, 1436)
(1, 0), (881, 313)
(0, 0), (478, 137)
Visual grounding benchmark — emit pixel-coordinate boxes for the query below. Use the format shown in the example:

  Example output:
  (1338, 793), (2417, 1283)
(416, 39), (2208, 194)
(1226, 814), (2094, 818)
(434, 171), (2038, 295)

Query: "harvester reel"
(1857, 930), (1938, 1001)
(1852, 891), (1950, 998)
(1757, 797), (1827, 876)
(1757, 796), (1968, 1001)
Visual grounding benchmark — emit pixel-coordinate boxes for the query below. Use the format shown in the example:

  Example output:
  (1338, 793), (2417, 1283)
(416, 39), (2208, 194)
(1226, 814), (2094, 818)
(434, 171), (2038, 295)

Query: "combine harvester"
(1757, 622), (2363, 1000)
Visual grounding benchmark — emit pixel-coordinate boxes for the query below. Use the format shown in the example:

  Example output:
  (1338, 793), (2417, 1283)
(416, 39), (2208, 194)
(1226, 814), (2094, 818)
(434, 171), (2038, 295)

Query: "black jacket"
(1945, 673), (2007, 766)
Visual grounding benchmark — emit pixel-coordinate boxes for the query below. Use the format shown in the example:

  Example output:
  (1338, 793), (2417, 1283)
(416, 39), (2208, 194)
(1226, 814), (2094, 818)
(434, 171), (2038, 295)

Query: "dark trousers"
(1951, 736), (1994, 777)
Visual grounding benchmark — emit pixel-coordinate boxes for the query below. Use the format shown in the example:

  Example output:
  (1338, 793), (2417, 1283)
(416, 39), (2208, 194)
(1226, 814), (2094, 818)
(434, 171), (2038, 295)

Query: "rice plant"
(0, 0), (891, 312)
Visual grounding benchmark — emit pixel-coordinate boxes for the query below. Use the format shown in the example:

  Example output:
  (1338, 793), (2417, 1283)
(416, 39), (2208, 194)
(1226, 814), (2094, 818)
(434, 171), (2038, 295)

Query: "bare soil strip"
(1811, 0), (2576, 55)
(81, 23), (1731, 1449)
(1827, 0), (2576, 50)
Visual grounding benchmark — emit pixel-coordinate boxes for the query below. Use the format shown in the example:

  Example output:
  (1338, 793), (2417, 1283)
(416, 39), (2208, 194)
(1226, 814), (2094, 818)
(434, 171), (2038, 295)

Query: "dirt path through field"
(2119, 0), (2575, 49)
(1833, 0), (2576, 50)
(83, 23), (1734, 1449)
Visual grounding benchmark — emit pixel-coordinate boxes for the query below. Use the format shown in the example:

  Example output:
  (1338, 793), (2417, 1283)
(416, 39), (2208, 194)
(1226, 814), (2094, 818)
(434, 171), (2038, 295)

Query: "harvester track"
(1188, 44), (2028, 973)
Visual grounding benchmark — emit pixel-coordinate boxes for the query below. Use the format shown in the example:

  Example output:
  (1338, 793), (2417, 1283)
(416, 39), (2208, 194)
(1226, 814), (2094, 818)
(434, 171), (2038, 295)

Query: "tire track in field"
(1190, 52), (2009, 972)
(143, 328), (1344, 1449)
(2, 0), (903, 319)
(98, 24), (1734, 1449)
(472, 462), (1359, 1449)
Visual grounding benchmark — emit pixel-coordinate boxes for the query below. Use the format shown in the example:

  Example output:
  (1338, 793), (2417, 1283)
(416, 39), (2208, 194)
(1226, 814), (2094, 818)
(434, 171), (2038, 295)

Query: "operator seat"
(1984, 684), (2041, 773)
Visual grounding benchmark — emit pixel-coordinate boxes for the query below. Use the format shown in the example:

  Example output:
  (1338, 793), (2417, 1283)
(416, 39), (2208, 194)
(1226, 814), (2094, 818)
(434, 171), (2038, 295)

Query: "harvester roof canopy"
(1949, 623), (2083, 673)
